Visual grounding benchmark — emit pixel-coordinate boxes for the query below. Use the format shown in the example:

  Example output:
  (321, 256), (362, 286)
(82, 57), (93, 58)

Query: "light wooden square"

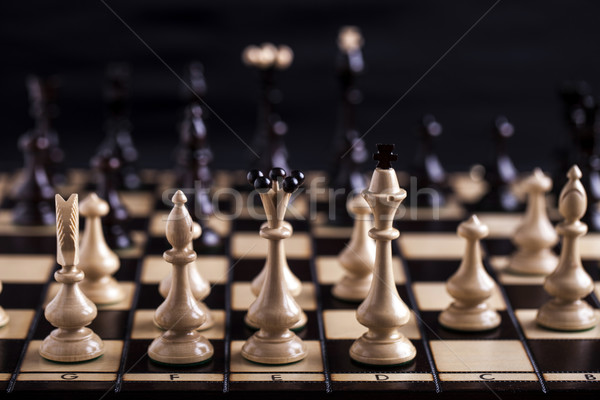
(0, 310), (35, 339)
(412, 282), (505, 311)
(449, 172), (487, 203)
(231, 232), (311, 259)
(141, 255), (228, 284)
(229, 340), (323, 372)
(20, 340), (123, 372)
(130, 309), (225, 339)
(489, 256), (547, 285)
(581, 233), (600, 259)
(315, 256), (405, 284)
(44, 282), (136, 310)
(400, 201), (465, 221)
(149, 211), (231, 238)
(430, 340), (533, 372)
(0, 255), (55, 283)
(323, 309), (420, 339)
(119, 191), (155, 218)
(231, 282), (316, 311)
(311, 224), (353, 239)
(398, 233), (465, 260)
(516, 309), (600, 339)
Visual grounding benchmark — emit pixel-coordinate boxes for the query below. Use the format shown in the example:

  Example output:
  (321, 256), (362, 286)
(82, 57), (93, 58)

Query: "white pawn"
(332, 194), (375, 301)
(509, 169), (558, 275)
(148, 191), (213, 365)
(537, 166), (599, 331)
(439, 215), (501, 331)
(79, 193), (124, 305)
(159, 222), (213, 330)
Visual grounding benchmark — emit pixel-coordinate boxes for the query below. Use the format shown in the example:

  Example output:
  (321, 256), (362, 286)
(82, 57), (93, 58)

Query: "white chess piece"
(536, 166), (599, 331)
(439, 215), (501, 331)
(79, 193), (124, 305)
(509, 169), (558, 275)
(40, 194), (104, 362)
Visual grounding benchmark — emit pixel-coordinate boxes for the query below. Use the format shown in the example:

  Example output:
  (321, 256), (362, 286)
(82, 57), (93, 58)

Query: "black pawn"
(410, 114), (449, 207)
(12, 132), (55, 226)
(176, 104), (222, 252)
(475, 116), (523, 212)
(99, 63), (140, 190)
(91, 149), (133, 249)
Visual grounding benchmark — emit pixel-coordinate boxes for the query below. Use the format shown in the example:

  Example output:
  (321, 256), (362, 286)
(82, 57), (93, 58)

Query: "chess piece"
(40, 194), (104, 362)
(411, 114), (449, 207)
(536, 166), (599, 331)
(175, 101), (221, 251)
(78, 193), (124, 305)
(148, 191), (213, 365)
(476, 116), (522, 212)
(98, 63), (140, 190)
(245, 169), (306, 330)
(332, 193), (375, 301)
(11, 130), (55, 226)
(242, 169), (307, 364)
(243, 43), (293, 172)
(91, 148), (133, 249)
(438, 215), (501, 331)
(0, 280), (9, 328)
(509, 169), (559, 275)
(350, 144), (416, 366)
(159, 221), (214, 330)
(330, 26), (369, 224)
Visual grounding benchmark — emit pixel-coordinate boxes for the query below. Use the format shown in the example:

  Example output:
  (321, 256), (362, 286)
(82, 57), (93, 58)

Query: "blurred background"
(1, 0), (599, 172)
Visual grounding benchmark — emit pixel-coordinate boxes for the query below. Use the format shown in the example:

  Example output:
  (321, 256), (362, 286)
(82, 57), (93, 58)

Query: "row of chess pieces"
(1, 144), (598, 367)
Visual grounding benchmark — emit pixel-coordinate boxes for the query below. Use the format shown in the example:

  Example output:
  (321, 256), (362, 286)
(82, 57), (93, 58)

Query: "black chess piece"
(474, 116), (523, 212)
(410, 114), (449, 207)
(243, 43), (293, 172)
(24, 75), (65, 186)
(98, 63), (140, 190)
(12, 131), (56, 226)
(571, 94), (600, 231)
(91, 148), (133, 249)
(329, 27), (369, 224)
(176, 103), (222, 251)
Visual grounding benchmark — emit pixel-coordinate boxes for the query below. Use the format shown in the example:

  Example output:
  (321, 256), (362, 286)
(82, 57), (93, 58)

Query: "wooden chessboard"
(0, 168), (599, 399)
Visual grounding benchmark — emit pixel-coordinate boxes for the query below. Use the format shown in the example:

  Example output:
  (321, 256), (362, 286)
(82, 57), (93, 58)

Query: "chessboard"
(0, 168), (599, 400)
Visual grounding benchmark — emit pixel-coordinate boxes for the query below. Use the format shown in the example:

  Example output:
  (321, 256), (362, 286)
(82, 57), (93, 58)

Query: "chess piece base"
(244, 310), (307, 332)
(438, 302), (501, 332)
(349, 330), (416, 366)
(39, 327), (104, 363)
(508, 249), (558, 276)
(536, 298), (599, 331)
(332, 274), (372, 302)
(241, 330), (307, 365)
(80, 277), (125, 305)
(148, 331), (214, 365)
(0, 307), (9, 328)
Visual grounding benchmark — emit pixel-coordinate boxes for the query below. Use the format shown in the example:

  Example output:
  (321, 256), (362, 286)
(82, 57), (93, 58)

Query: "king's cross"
(373, 143), (397, 169)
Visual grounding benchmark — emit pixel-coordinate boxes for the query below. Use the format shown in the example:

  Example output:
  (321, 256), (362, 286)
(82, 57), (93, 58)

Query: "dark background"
(1, 0), (599, 173)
